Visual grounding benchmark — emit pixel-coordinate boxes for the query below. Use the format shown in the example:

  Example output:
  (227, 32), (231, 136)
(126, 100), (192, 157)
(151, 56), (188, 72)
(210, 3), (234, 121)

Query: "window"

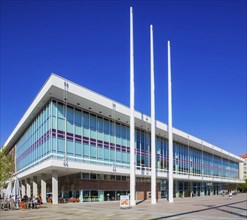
(98, 146), (103, 159)
(110, 175), (115, 181)
(82, 173), (90, 179)
(83, 143), (89, 158)
(104, 119), (109, 142)
(97, 117), (103, 141)
(83, 112), (89, 137)
(90, 114), (97, 139)
(104, 175), (111, 180)
(75, 142), (82, 156)
(67, 106), (74, 133)
(75, 109), (81, 135)
(90, 173), (97, 179)
(97, 174), (104, 180)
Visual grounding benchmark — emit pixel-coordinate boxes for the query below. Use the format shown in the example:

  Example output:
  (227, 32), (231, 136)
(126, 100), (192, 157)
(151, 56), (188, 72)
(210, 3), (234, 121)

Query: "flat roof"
(4, 73), (244, 163)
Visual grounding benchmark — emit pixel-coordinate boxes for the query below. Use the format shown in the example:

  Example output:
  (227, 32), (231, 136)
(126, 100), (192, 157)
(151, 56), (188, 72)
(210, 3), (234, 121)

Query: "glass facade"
(16, 102), (52, 170)
(16, 99), (239, 180)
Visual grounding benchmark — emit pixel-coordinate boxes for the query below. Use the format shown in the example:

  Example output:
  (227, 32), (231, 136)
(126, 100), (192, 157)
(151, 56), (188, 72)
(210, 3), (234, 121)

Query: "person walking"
(229, 192), (233, 199)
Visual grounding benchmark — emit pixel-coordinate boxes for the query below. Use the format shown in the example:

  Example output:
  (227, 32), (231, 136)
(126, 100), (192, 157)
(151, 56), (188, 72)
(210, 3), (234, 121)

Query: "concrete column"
(79, 190), (83, 203)
(182, 182), (185, 198)
(32, 176), (38, 197)
(21, 180), (26, 197)
(52, 171), (58, 204)
(41, 174), (47, 203)
(190, 182), (193, 197)
(175, 181), (179, 198)
(210, 187), (213, 196)
(200, 182), (204, 196)
(26, 178), (31, 198)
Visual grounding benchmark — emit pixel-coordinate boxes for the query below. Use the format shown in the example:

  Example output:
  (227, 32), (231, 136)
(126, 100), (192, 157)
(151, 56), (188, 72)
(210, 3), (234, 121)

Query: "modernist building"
(4, 74), (244, 204)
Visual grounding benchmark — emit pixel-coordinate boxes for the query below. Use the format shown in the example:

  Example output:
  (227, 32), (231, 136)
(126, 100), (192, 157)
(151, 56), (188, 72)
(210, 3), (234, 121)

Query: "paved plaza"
(1, 193), (246, 220)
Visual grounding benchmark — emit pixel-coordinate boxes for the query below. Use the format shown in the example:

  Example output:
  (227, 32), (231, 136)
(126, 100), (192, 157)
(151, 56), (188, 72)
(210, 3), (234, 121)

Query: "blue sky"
(0, 0), (246, 156)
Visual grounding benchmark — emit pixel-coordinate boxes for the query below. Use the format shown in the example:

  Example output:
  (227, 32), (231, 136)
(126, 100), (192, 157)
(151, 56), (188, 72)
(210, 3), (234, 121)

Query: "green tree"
(237, 179), (247, 193)
(0, 147), (15, 188)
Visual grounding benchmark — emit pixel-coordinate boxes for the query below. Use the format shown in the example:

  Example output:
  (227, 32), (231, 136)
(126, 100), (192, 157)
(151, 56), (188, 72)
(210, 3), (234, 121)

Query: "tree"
(237, 179), (247, 193)
(0, 147), (15, 188)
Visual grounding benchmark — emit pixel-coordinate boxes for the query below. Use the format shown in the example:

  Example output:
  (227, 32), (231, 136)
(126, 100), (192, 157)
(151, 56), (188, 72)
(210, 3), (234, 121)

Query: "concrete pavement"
(1, 193), (246, 220)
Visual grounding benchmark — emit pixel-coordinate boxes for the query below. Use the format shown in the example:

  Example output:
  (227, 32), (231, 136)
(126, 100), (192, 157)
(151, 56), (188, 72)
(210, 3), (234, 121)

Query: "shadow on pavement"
(226, 205), (247, 211)
(136, 200), (146, 205)
(151, 200), (247, 220)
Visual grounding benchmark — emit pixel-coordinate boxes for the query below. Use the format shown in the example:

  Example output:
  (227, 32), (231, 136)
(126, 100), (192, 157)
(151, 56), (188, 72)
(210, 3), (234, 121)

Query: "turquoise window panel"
(52, 117), (56, 129)
(98, 147), (104, 159)
(75, 124), (81, 135)
(90, 129), (96, 139)
(52, 137), (56, 153)
(122, 126), (127, 146)
(58, 138), (65, 153)
(45, 137), (49, 155)
(83, 127), (90, 137)
(58, 118), (65, 131)
(75, 109), (81, 125)
(104, 119), (109, 142)
(57, 103), (64, 118)
(104, 148), (109, 160)
(110, 122), (115, 143)
(52, 101), (57, 116)
(67, 140), (74, 155)
(110, 149), (115, 161)
(75, 142), (82, 156)
(126, 131), (130, 147)
(83, 144), (89, 158)
(90, 115), (96, 139)
(104, 119), (109, 130)
(67, 106), (74, 122)
(127, 152), (130, 163)
(83, 112), (89, 127)
(104, 133), (109, 142)
(97, 118), (103, 140)
(91, 145), (96, 158)
(67, 120), (73, 133)
(97, 131), (103, 141)
(43, 109), (46, 126)
(97, 118), (103, 133)
(116, 123), (121, 145)
(116, 151), (121, 162)
(122, 139), (127, 147)
(37, 145), (42, 159)
(122, 151), (127, 163)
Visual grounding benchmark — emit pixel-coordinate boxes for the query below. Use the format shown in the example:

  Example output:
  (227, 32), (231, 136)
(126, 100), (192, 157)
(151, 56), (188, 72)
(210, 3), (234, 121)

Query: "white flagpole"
(168, 40), (174, 203)
(150, 24), (156, 204)
(130, 6), (136, 206)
